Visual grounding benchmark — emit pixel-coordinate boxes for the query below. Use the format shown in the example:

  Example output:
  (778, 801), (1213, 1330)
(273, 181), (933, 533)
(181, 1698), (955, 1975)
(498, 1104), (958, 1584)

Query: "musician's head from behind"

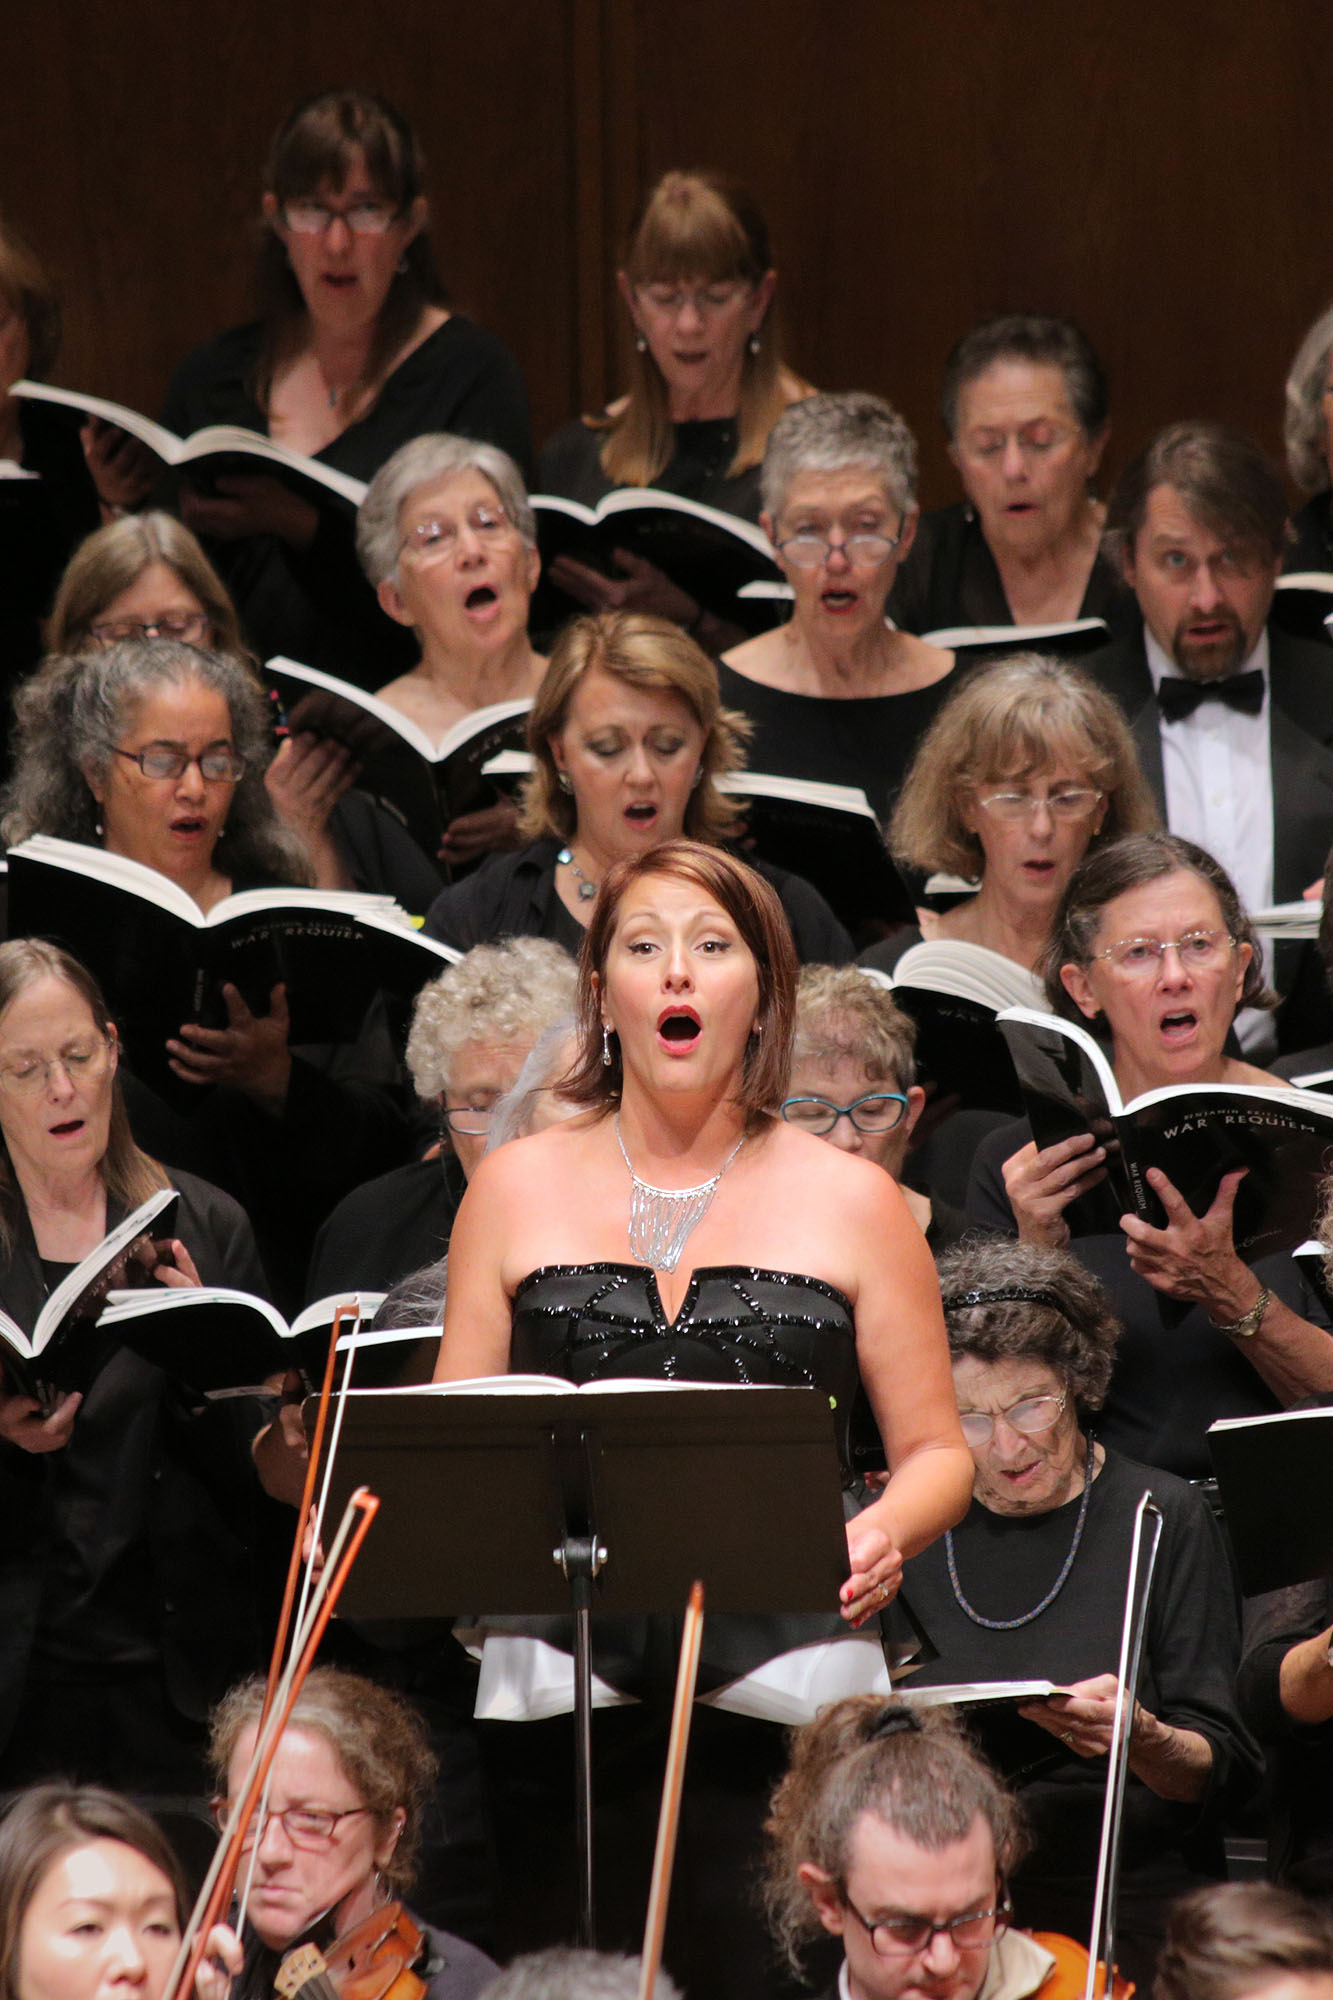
(560, 839), (797, 1133)
(783, 965), (924, 1179)
(763, 1698), (1026, 2000)
(1155, 1883), (1333, 2000)
(1104, 421), (1287, 684)
(0, 1783), (187, 2000)
(209, 1667), (437, 1951)
(0, 941), (165, 1257)
(479, 1949), (681, 2000)
(406, 937), (577, 1181)
(1, 640), (305, 893)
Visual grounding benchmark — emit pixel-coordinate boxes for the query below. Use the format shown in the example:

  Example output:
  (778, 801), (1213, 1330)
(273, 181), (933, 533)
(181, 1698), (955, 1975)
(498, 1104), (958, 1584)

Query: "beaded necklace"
(946, 1441), (1096, 1631)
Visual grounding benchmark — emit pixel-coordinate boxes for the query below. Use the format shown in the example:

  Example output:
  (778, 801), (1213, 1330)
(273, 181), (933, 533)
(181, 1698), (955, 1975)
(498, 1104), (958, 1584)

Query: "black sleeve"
(1238, 1577), (1333, 1740)
(754, 861), (854, 965)
(328, 790), (443, 912)
(884, 512), (937, 635)
(168, 1169), (269, 1297)
(437, 333), (533, 479)
(423, 854), (527, 952)
(964, 1118), (1030, 1232)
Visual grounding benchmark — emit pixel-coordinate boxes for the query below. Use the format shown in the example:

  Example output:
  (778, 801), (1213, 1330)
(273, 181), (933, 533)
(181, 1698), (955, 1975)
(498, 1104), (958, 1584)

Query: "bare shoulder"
(762, 1123), (915, 1229)
(778, 369), (816, 407)
(467, 1114), (603, 1200)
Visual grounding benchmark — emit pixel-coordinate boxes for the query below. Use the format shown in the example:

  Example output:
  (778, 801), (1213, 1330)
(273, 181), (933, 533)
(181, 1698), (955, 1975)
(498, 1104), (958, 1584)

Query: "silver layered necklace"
(615, 1116), (745, 1272)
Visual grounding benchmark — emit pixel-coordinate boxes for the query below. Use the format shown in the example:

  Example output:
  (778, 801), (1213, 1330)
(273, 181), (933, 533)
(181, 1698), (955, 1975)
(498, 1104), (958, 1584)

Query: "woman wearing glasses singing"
(158, 90), (530, 682)
(718, 393), (958, 828)
(896, 1242), (1261, 1989)
(207, 1668), (496, 2000)
(967, 833), (1333, 1479)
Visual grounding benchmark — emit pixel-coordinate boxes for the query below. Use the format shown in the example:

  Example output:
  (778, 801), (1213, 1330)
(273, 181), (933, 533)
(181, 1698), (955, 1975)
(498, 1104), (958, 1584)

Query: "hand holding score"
(180, 473), (319, 549)
(80, 417), (159, 511)
(548, 548), (700, 627)
(1003, 1131), (1108, 1248)
(1120, 1166), (1250, 1305)
(1019, 1672), (1137, 1759)
(168, 982), (294, 1113)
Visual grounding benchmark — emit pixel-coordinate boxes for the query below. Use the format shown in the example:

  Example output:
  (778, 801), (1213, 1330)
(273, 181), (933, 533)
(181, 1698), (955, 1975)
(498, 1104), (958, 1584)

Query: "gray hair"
(936, 1238), (1119, 1414)
(760, 390), (918, 521)
(405, 937), (577, 1100)
(1285, 304), (1333, 495)
(480, 1951), (680, 2000)
(485, 1014), (578, 1152)
(356, 432), (537, 586)
(0, 640), (310, 883)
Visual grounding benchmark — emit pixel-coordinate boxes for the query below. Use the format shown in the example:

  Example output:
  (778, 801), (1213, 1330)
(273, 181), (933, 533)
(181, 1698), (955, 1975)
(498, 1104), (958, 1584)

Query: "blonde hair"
(889, 653), (1157, 879)
(595, 170), (809, 487)
(519, 611), (749, 846)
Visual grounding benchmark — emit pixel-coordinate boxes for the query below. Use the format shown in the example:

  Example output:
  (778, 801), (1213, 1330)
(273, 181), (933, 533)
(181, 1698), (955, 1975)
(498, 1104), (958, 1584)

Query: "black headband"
(943, 1286), (1071, 1318)
(866, 1706), (924, 1742)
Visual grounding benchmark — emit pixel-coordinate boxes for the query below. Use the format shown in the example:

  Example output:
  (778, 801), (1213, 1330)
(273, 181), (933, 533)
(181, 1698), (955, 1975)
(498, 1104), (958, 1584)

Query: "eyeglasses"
(110, 742), (246, 783)
(281, 199), (400, 236)
(0, 1037), (111, 1098)
(776, 527), (902, 570)
(635, 283), (751, 319)
(957, 424), (1076, 463)
(89, 613), (213, 646)
(957, 1391), (1067, 1448)
(210, 1800), (370, 1848)
(443, 1103), (496, 1137)
(398, 505), (514, 566)
(976, 787), (1104, 822)
(781, 1093), (908, 1136)
(1091, 929), (1236, 976)
(840, 1888), (1011, 1957)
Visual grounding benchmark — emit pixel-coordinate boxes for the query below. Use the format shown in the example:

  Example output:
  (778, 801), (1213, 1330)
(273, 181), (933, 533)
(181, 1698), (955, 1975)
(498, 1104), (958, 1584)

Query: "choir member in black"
(1283, 302), (1333, 574)
(1154, 1883), (1333, 2000)
(888, 315), (1131, 637)
(356, 433), (546, 869)
(900, 1241), (1261, 1988)
(538, 169), (811, 652)
(206, 1669), (496, 2000)
(157, 90), (531, 683)
(423, 610), (851, 964)
(45, 511), (439, 910)
(0, 941), (275, 1795)
(867, 653), (1155, 979)
(966, 833), (1333, 1476)
(306, 937), (575, 1303)
(0, 1783), (241, 2000)
(717, 392), (958, 824)
(0, 638), (411, 1309)
(0, 222), (100, 686)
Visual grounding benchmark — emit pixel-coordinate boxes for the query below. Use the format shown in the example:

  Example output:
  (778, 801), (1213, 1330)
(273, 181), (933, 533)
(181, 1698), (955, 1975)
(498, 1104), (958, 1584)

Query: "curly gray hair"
(936, 1238), (1120, 1413)
(405, 936), (576, 1100)
(760, 390), (918, 522)
(0, 640), (309, 883)
(1284, 304), (1333, 495)
(356, 432), (537, 586)
(479, 1951), (680, 2000)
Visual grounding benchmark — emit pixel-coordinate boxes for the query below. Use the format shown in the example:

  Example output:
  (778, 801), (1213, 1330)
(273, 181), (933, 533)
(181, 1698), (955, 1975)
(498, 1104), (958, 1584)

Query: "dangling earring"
(94, 820), (104, 840)
(635, 334), (648, 354)
(602, 1024), (613, 1067)
(748, 332), (762, 357)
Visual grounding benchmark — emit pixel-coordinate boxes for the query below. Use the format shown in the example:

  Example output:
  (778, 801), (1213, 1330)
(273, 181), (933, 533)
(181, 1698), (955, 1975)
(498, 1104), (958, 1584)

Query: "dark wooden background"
(6, 0), (1332, 504)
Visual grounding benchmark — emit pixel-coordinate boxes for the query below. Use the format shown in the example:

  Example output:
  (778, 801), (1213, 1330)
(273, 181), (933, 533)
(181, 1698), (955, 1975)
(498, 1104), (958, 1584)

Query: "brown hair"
(937, 1239), (1118, 1413)
(1155, 1883), (1333, 2000)
(890, 653), (1158, 879)
(0, 942), (167, 1255)
(595, 170), (808, 487)
(1040, 831), (1274, 1019)
(939, 314), (1109, 444)
(209, 1667), (439, 1898)
(560, 840), (796, 1130)
(763, 1698), (1027, 1978)
(1105, 421), (1289, 566)
(519, 610), (749, 846)
(794, 964), (917, 1090)
(0, 1784), (187, 1999)
(46, 512), (251, 661)
(0, 217), (60, 380)
(254, 90), (447, 416)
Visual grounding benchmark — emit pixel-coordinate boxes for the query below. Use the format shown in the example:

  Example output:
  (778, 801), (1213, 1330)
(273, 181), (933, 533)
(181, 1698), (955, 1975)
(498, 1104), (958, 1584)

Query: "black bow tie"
(1156, 669), (1265, 721)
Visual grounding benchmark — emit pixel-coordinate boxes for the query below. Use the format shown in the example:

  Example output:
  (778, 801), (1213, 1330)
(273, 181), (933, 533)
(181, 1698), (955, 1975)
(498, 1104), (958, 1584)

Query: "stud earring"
(94, 820), (104, 840)
(558, 772), (574, 796)
(748, 332), (762, 357)
(635, 334), (648, 354)
(602, 1024), (613, 1067)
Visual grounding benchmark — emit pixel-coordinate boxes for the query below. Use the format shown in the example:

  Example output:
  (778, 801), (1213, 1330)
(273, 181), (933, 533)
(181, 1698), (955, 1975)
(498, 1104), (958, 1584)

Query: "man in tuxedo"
(1085, 420), (1333, 1049)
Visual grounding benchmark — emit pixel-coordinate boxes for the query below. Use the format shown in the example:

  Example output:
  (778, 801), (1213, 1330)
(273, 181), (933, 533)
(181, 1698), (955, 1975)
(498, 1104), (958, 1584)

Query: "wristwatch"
(1210, 1287), (1273, 1340)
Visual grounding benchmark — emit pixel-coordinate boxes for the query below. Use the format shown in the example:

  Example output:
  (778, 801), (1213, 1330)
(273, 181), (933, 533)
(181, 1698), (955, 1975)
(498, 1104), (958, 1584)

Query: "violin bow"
(637, 1582), (705, 2000)
(1083, 1491), (1163, 2000)
(162, 1483), (381, 2000)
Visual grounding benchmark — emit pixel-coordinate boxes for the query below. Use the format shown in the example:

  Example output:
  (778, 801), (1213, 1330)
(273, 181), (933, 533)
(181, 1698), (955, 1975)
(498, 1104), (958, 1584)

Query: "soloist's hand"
(1003, 1133), (1107, 1248)
(841, 1518), (904, 1628)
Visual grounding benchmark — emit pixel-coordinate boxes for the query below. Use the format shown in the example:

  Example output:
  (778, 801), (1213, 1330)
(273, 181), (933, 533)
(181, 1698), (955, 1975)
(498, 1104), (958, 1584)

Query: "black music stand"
(307, 1382), (852, 1946)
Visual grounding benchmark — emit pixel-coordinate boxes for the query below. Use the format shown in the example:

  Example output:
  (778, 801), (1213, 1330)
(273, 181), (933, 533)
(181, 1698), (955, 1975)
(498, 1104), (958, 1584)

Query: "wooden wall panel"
(3, 1), (1333, 512)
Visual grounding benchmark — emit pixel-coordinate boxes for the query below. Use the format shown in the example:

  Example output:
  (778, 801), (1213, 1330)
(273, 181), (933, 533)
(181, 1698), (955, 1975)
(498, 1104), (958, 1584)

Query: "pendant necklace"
(558, 846), (600, 901)
(615, 1116), (745, 1272)
(946, 1440), (1096, 1630)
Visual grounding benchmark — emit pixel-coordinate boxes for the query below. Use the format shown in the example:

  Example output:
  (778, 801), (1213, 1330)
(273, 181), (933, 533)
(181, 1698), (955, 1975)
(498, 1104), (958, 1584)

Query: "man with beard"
(1085, 421), (1333, 1050)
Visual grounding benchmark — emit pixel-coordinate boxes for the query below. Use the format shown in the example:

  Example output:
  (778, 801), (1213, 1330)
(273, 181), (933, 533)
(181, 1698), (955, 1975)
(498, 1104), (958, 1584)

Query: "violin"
(275, 1904), (429, 2000)
(1030, 1932), (1135, 2000)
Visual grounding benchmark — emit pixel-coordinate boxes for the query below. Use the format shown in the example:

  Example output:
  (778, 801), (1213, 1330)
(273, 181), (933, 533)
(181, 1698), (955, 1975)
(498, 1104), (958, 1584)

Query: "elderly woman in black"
(900, 1238), (1261, 1989)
